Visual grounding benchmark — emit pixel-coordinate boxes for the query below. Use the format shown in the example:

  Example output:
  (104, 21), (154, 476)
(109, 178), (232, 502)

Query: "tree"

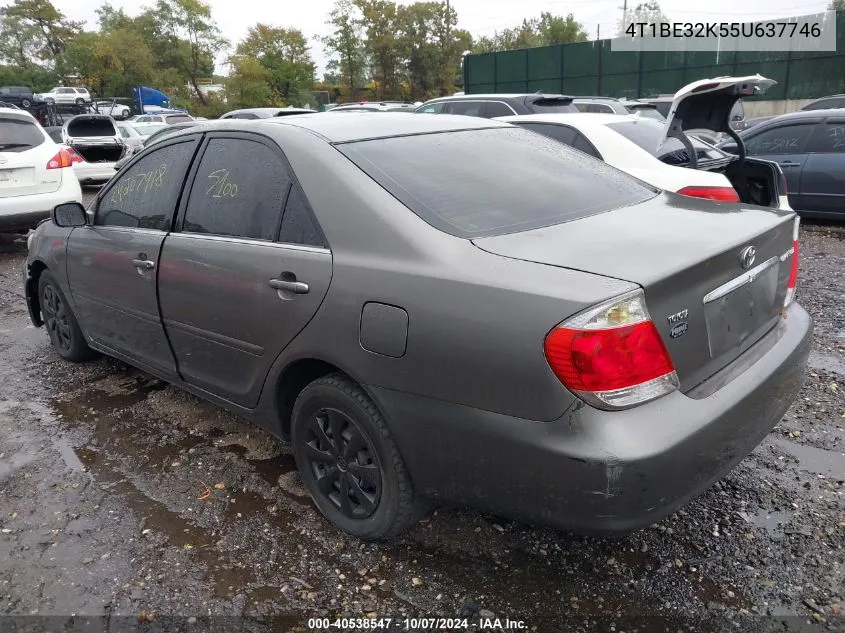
(829, 0), (845, 10)
(470, 12), (588, 53)
(236, 24), (316, 106)
(617, 1), (668, 37)
(153, 0), (228, 104)
(322, 0), (368, 94)
(355, 0), (403, 99)
(0, 14), (43, 68)
(225, 55), (275, 108)
(0, 0), (82, 64)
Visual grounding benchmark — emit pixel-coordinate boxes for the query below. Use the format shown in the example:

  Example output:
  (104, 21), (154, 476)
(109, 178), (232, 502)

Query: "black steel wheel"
(304, 407), (381, 519)
(37, 271), (96, 362)
(292, 373), (430, 540)
(75, 97), (85, 105)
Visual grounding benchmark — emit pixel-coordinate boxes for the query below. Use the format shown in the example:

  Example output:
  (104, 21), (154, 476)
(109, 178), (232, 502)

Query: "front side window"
(339, 127), (656, 239)
(744, 124), (815, 155)
(514, 122), (578, 146)
(416, 102), (445, 114)
(182, 137), (291, 241)
(96, 140), (196, 230)
(481, 102), (515, 118)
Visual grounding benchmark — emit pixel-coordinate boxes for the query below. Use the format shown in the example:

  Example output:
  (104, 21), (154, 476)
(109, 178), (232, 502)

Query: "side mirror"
(52, 202), (88, 227)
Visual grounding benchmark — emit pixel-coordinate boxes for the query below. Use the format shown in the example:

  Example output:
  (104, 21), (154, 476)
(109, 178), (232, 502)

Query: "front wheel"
(121, 109), (130, 119)
(75, 97), (85, 106)
(21, 98), (31, 108)
(292, 373), (429, 540)
(38, 271), (96, 362)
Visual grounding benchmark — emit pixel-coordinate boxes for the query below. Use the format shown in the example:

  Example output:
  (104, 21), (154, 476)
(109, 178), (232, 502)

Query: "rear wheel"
(121, 109), (130, 119)
(38, 271), (96, 362)
(21, 98), (31, 108)
(75, 97), (85, 106)
(292, 373), (429, 540)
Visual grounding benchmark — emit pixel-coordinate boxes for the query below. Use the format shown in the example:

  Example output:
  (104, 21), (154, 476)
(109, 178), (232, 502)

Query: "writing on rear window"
(206, 169), (239, 198)
(828, 127), (845, 148)
(110, 164), (167, 205)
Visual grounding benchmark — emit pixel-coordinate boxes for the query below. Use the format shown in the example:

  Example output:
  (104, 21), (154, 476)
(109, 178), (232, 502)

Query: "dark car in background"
(25, 113), (810, 540)
(743, 94), (845, 132)
(0, 86), (38, 108)
(415, 93), (576, 117)
(718, 109), (845, 221)
(572, 97), (664, 120)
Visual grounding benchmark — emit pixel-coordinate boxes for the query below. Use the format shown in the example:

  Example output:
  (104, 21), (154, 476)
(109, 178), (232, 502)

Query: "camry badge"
(740, 246), (756, 269)
(666, 309), (688, 324)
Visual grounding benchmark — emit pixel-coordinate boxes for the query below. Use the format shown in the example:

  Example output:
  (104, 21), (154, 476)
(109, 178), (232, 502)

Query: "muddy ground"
(0, 211), (843, 633)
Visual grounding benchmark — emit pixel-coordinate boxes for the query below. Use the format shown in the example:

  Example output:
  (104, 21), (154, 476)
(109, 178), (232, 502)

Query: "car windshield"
(338, 127), (656, 239)
(0, 116), (45, 152)
(605, 119), (727, 165)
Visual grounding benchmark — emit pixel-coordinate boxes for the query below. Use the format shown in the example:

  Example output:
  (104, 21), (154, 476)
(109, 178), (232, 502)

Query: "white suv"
(0, 107), (83, 232)
(38, 87), (91, 106)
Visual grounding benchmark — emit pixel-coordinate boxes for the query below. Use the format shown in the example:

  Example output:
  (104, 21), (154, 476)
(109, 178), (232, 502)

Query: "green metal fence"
(464, 12), (845, 101)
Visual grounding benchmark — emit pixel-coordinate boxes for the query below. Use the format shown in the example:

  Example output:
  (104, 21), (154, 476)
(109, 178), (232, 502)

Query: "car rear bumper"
(371, 303), (812, 534)
(73, 162), (117, 185)
(0, 179), (82, 231)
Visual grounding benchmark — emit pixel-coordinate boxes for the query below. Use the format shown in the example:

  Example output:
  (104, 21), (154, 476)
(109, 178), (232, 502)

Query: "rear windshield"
(68, 117), (116, 137)
(528, 98), (577, 114)
(625, 105), (665, 121)
(164, 114), (192, 124)
(338, 127), (656, 239)
(606, 119), (726, 165)
(0, 117), (45, 152)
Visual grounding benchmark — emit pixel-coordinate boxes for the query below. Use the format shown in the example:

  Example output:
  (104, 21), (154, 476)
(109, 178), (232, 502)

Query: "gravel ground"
(0, 213), (842, 633)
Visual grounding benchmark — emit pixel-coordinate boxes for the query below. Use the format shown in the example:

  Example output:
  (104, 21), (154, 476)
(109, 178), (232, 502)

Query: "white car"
(61, 115), (128, 187)
(114, 121), (146, 154)
(498, 75), (791, 211)
(37, 86), (91, 106)
(93, 101), (132, 120)
(0, 107), (83, 232)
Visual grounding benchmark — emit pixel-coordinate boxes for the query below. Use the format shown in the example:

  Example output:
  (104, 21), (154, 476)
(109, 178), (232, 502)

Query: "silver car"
(24, 113), (811, 540)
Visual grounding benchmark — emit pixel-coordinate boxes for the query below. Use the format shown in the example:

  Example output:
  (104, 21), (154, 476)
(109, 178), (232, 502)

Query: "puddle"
(51, 435), (86, 472)
(75, 447), (254, 600)
(774, 438), (845, 479)
(807, 351), (845, 375)
(741, 509), (794, 540)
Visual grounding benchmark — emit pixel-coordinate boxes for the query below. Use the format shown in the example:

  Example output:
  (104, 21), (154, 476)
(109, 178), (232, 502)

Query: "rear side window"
(626, 105), (665, 121)
(165, 115), (192, 124)
(183, 137), (291, 241)
(481, 102), (515, 118)
(279, 184), (326, 247)
(416, 102), (445, 114)
(445, 101), (483, 117)
(97, 141), (196, 230)
(0, 117), (45, 152)
(515, 122), (578, 145)
(572, 133), (602, 159)
(804, 122), (845, 153)
(528, 98), (577, 113)
(339, 127), (655, 239)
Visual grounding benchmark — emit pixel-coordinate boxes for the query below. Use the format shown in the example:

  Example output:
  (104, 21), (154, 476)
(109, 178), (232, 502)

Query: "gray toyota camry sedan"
(23, 113), (812, 540)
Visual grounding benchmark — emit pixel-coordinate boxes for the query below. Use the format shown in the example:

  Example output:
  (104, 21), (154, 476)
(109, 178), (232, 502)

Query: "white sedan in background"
(0, 107), (83, 232)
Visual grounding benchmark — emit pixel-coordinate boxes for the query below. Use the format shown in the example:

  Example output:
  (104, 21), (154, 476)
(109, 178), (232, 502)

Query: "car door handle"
(780, 161), (802, 167)
(269, 278), (309, 294)
(132, 258), (155, 270)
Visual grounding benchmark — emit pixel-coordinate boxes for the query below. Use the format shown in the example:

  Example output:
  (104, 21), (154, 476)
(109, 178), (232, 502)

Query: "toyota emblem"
(740, 246), (756, 269)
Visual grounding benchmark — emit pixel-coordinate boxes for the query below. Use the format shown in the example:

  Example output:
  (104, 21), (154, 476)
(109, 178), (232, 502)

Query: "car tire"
(75, 97), (85, 106)
(292, 373), (429, 540)
(122, 109), (130, 119)
(38, 271), (96, 363)
(21, 99), (31, 108)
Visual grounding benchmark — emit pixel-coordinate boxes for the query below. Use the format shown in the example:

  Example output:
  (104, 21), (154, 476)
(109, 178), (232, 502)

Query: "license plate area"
(0, 167), (34, 187)
(703, 257), (780, 359)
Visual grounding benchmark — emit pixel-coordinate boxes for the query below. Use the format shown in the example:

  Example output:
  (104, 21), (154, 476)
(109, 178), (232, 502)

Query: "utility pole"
(597, 24), (601, 39)
(622, 0), (628, 30)
(444, 0), (451, 96)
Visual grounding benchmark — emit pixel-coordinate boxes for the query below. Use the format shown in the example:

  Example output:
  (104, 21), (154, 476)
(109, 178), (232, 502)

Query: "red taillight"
(46, 147), (85, 169)
(784, 217), (799, 307)
(677, 185), (740, 202)
(544, 290), (680, 410)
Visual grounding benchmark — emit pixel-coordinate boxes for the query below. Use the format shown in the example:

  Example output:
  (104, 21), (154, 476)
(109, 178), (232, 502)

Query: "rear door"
(797, 118), (845, 213)
(158, 132), (332, 407)
(743, 121), (817, 203)
(66, 136), (200, 374)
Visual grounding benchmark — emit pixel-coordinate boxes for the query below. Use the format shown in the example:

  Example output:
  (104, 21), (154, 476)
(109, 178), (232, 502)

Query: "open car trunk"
(63, 115), (126, 163)
(660, 75), (784, 208)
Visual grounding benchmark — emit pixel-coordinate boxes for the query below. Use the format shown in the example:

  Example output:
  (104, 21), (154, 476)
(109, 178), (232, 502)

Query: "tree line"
(0, 0), (614, 115)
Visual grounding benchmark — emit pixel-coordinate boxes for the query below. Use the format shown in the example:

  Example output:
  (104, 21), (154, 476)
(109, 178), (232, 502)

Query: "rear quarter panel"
(261, 125), (638, 421)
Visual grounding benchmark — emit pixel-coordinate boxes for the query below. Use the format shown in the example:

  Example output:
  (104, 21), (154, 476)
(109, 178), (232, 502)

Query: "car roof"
(224, 107), (314, 116)
(262, 111), (512, 143)
(497, 112), (643, 127)
(0, 106), (36, 119)
(423, 93), (570, 103)
(754, 109), (840, 126)
(808, 94), (845, 100)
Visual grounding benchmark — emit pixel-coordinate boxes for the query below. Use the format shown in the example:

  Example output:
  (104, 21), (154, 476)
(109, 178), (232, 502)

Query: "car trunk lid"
(63, 115), (125, 163)
(472, 194), (796, 391)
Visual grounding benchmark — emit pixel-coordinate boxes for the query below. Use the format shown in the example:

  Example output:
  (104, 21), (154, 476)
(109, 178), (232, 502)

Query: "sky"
(11, 0), (836, 76)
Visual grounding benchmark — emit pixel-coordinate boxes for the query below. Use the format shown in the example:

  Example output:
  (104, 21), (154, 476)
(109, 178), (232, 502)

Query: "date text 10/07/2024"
(306, 617), (528, 630)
